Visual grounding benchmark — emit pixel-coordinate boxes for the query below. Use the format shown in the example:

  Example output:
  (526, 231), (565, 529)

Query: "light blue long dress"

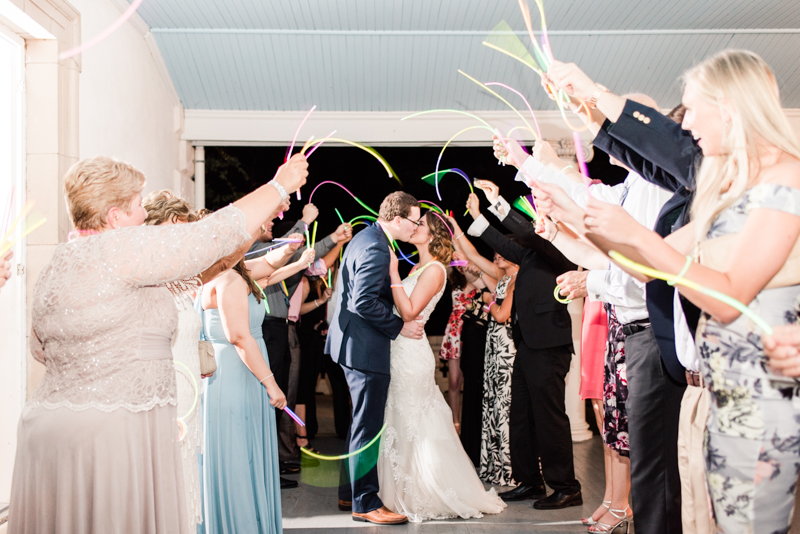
(202, 292), (282, 534)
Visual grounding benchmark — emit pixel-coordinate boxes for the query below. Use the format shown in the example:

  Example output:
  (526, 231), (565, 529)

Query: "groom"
(325, 191), (424, 525)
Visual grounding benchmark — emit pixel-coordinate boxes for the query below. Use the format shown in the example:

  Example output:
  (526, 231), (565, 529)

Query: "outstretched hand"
(492, 136), (528, 169)
(475, 180), (500, 203)
(764, 325), (800, 377)
(584, 197), (640, 245)
(529, 181), (584, 228)
(542, 60), (597, 102)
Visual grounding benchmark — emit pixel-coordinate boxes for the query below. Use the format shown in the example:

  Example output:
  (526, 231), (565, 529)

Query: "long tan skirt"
(8, 404), (186, 534)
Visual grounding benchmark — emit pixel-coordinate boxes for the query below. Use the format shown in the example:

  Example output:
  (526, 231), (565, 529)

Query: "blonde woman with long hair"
(536, 49), (800, 532)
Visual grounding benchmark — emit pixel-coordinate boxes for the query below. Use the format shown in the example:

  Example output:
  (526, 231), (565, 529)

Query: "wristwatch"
(586, 83), (609, 109)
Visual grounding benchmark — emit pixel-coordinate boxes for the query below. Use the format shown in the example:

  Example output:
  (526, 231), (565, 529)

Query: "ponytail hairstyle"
(686, 49), (800, 242)
(425, 211), (454, 265)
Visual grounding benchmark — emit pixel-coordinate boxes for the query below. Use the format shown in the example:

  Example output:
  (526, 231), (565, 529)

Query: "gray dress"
(8, 206), (250, 533)
(696, 184), (800, 533)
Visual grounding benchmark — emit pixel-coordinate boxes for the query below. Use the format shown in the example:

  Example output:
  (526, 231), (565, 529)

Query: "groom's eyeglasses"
(403, 217), (422, 227)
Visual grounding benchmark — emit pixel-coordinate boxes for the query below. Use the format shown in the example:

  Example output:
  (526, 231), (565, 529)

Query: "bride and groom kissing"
(325, 191), (506, 525)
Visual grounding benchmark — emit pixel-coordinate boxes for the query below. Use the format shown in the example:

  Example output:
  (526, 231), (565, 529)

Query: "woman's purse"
(194, 290), (217, 376)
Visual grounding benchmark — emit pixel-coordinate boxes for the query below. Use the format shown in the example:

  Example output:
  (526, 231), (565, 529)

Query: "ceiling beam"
(151, 28), (800, 36)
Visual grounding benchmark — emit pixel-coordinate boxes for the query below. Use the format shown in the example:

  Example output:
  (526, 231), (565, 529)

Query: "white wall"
(69, 0), (190, 196)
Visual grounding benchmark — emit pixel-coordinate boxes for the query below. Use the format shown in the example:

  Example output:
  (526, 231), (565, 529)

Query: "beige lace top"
(29, 205), (251, 413)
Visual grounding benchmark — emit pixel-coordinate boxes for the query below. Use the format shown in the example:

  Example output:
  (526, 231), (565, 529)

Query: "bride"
(378, 210), (506, 522)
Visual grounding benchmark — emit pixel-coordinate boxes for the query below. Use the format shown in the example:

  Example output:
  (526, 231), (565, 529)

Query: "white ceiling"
(131, 0), (800, 111)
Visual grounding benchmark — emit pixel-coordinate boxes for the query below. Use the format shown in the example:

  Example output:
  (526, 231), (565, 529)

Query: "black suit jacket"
(476, 207), (576, 351)
(593, 99), (703, 384)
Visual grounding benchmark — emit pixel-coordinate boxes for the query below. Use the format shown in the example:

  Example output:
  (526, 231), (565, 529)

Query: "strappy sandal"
(588, 506), (631, 533)
(582, 501), (611, 525)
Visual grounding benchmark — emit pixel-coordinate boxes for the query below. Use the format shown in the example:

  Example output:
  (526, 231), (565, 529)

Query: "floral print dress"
(440, 289), (477, 360)
(603, 304), (630, 456)
(478, 275), (517, 486)
(696, 184), (800, 533)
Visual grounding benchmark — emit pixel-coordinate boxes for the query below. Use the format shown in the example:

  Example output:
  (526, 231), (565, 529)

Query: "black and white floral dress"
(696, 183), (800, 533)
(478, 275), (517, 486)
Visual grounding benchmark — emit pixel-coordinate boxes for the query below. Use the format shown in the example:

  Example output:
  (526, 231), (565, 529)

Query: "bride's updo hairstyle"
(426, 211), (453, 265)
(687, 49), (800, 242)
(64, 155), (146, 231)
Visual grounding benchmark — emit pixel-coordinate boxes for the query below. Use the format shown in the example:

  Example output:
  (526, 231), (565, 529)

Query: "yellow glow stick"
(458, 70), (537, 139)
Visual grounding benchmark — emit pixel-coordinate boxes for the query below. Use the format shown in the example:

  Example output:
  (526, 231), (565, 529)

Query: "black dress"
(298, 280), (351, 439)
(458, 288), (490, 467)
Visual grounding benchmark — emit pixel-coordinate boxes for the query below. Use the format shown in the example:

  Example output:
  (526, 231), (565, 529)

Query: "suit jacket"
(593, 99), (703, 384)
(324, 223), (404, 375)
(474, 209), (576, 351)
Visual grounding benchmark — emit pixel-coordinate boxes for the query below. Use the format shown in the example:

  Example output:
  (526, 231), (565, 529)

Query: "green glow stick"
(334, 208), (345, 224)
(609, 251), (773, 335)
(311, 221), (318, 247)
(301, 424), (386, 461)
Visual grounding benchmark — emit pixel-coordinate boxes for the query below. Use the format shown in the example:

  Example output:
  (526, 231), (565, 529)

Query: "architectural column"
(194, 145), (205, 209)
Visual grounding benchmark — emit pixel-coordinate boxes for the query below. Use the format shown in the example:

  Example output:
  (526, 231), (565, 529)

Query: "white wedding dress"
(377, 261), (506, 522)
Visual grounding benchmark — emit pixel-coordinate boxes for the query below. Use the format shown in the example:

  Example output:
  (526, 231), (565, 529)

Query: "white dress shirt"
(517, 157), (672, 324)
(674, 290), (699, 371)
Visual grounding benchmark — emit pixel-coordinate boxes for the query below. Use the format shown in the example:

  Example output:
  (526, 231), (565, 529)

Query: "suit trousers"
(338, 364), (391, 513)
(277, 324), (301, 462)
(625, 327), (685, 534)
(262, 318), (292, 461)
(678, 385), (715, 534)
(509, 342), (580, 493)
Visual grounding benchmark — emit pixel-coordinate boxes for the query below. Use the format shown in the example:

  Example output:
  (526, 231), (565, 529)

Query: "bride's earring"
(429, 238), (433, 244)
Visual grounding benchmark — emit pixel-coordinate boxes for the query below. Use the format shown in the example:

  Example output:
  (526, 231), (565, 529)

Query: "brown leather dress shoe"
(338, 500), (352, 511)
(352, 506), (408, 524)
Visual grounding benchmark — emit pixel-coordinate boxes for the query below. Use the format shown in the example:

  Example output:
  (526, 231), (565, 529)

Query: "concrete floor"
(282, 394), (614, 534)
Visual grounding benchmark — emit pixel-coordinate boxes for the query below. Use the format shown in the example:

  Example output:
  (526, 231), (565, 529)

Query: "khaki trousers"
(678, 385), (715, 534)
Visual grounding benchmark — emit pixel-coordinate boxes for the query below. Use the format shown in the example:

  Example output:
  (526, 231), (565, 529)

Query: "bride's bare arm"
(388, 253), (445, 322)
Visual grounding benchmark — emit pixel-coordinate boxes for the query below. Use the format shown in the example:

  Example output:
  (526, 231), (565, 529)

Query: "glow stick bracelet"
(305, 230), (311, 250)
(450, 260), (469, 267)
(419, 199), (446, 215)
(321, 277), (329, 289)
(0, 216), (47, 257)
(486, 82), (542, 139)
(275, 238), (305, 243)
(284, 406), (306, 427)
(572, 131), (592, 191)
(257, 285), (271, 315)
(300, 136), (316, 155)
(553, 284), (572, 304)
(301, 424), (386, 461)
(458, 70), (536, 139)
(421, 167), (476, 209)
(533, 0), (555, 62)
(304, 130), (337, 158)
(280, 280), (289, 297)
(59, 0), (143, 59)
(328, 269), (332, 287)
(334, 208), (345, 224)
(608, 251), (773, 335)
(308, 181), (379, 217)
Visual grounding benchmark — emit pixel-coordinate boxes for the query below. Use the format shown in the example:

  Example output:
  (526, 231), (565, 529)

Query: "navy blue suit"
(593, 99), (702, 534)
(325, 223), (404, 513)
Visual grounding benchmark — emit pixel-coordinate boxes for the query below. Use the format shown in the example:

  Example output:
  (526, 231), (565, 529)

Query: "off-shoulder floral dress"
(696, 184), (800, 533)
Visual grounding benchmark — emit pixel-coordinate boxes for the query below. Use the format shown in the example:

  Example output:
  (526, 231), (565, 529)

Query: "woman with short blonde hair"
(8, 153), (308, 533)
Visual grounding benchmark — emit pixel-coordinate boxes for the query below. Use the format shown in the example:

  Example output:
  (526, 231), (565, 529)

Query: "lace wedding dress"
(377, 261), (506, 522)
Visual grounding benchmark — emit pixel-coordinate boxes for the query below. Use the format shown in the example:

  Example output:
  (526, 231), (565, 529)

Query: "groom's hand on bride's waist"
(400, 320), (425, 340)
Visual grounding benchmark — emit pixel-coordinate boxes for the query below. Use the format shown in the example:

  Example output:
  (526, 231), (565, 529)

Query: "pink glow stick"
(305, 130), (337, 158)
(287, 105), (317, 200)
(450, 260), (469, 267)
(59, 0), (144, 60)
(284, 406), (305, 427)
(485, 82), (542, 139)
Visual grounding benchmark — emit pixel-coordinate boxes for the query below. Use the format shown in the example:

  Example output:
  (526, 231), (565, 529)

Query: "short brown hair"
(667, 104), (686, 124)
(379, 191), (419, 221)
(64, 156), (146, 231)
(143, 190), (197, 225)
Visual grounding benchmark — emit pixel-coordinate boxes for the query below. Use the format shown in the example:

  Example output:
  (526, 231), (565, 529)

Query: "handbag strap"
(193, 288), (207, 342)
